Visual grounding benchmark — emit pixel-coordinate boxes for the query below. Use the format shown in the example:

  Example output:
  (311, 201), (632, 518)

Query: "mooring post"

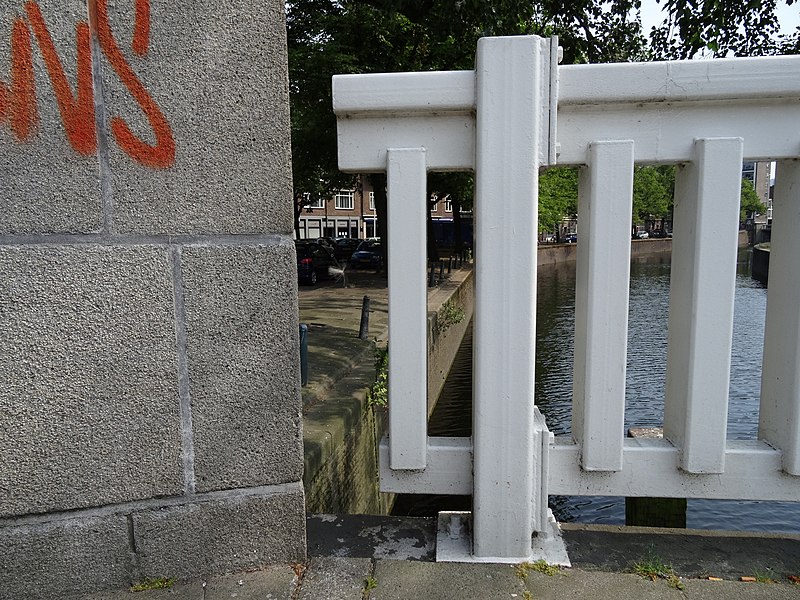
(359, 295), (370, 340)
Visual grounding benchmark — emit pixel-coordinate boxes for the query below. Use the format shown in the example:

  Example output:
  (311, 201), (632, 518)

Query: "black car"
(349, 240), (383, 269)
(295, 241), (338, 285)
(332, 237), (361, 261)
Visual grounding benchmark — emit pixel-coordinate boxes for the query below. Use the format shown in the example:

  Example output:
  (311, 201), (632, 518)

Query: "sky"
(640, 0), (800, 38)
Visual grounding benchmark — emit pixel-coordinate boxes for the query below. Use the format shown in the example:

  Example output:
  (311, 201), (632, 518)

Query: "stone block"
(99, 0), (293, 234)
(0, 514), (131, 600)
(132, 488), (306, 580)
(181, 243), (302, 492)
(0, 1), (102, 234)
(0, 245), (183, 517)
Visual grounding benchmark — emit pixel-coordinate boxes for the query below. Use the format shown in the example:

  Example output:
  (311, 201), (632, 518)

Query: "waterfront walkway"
(80, 267), (800, 599)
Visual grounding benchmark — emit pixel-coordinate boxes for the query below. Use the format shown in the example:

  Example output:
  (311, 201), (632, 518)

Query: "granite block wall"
(0, 1), (304, 597)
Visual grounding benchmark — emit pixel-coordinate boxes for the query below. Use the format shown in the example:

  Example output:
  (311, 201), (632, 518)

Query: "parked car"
(315, 236), (336, 251)
(563, 233), (577, 243)
(332, 237), (361, 261)
(650, 229), (668, 238)
(295, 241), (337, 285)
(633, 231), (649, 239)
(349, 240), (383, 269)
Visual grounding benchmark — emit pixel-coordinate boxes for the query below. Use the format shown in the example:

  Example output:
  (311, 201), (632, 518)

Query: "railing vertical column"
(573, 141), (634, 471)
(473, 35), (552, 560)
(387, 148), (428, 470)
(759, 160), (800, 475)
(664, 137), (743, 473)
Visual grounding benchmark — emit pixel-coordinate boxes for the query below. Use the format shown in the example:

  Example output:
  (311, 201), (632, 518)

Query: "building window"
(335, 191), (354, 210)
(444, 197), (453, 213)
(306, 193), (325, 209)
(369, 191), (375, 211)
(742, 162), (755, 184)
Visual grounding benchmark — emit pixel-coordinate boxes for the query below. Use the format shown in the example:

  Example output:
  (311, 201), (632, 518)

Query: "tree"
(538, 168), (578, 237)
(648, 0), (795, 59)
(287, 0), (790, 248)
(287, 0), (651, 251)
(632, 165), (674, 227)
(740, 178), (764, 221)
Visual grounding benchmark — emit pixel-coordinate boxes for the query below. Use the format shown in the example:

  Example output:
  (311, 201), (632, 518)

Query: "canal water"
(392, 248), (800, 533)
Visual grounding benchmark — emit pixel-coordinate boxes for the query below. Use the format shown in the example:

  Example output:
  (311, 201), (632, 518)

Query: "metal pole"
(359, 295), (370, 340)
(299, 323), (308, 386)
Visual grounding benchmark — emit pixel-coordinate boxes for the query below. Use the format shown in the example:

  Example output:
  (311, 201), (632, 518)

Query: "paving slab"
(83, 581), (205, 600)
(370, 560), (523, 600)
(204, 566), (298, 600)
(297, 557), (373, 600)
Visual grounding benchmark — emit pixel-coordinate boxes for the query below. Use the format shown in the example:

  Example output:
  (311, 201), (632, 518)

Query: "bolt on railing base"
(435, 510), (571, 566)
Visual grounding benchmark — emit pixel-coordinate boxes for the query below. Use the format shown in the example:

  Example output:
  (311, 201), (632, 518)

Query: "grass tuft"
(130, 577), (176, 592)
(515, 559), (564, 580)
(631, 548), (685, 591)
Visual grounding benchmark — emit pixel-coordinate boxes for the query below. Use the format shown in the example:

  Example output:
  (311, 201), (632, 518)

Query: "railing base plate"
(435, 510), (571, 566)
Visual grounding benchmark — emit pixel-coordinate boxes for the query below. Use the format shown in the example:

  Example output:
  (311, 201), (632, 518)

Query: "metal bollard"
(428, 263), (436, 287)
(359, 295), (370, 340)
(438, 260), (445, 282)
(299, 323), (308, 386)
(447, 256), (452, 274)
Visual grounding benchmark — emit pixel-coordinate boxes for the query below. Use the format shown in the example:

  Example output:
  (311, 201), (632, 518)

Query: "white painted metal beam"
(387, 148), (428, 470)
(664, 138), (743, 474)
(378, 436), (800, 501)
(472, 35), (548, 561)
(379, 436), (472, 494)
(549, 438), (800, 501)
(759, 160), (800, 475)
(573, 141), (634, 471)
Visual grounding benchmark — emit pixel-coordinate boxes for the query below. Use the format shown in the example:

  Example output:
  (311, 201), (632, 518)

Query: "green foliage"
(130, 577), (176, 592)
(649, 0), (787, 59)
(538, 167), (578, 234)
(515, 559), (565, 579)
(631, 548), (685, 590)
(436, 300), (466, 335)
(366, 346), (388, 408)
(740, 178), (764, 221)
(632, 165), (674, 223)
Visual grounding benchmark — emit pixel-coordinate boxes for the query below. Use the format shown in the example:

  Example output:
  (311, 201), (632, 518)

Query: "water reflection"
(394, 249), (800, 533)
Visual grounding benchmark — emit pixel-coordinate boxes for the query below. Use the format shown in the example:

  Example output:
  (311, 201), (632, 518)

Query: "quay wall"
(304, 267), (475, 515)
(0, 2), (305, 598)
(538, 231), (749, 266)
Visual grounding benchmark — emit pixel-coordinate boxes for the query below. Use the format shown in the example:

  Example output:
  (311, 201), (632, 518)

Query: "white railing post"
(387, 148), (428, 470)
(759, 160), (800, 475)
(472, 35), (555, 561)
(664, 137), (743, 473)
(573, 140), (634, 471)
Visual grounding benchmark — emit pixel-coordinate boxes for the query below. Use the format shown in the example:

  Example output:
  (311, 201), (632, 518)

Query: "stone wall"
(0, 1), (305, 597)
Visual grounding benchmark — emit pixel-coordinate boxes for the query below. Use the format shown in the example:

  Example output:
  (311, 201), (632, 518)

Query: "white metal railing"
(333, 35), (800, 563)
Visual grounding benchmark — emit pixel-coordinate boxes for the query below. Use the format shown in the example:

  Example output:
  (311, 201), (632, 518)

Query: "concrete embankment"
(538, 230), (749, 266)
(300, 267), (474, 516)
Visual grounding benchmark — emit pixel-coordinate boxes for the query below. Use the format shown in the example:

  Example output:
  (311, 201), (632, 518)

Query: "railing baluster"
(573, 140), (634, 471)
(664, 138), (743, 473)
(387, 148), (428, 470)
(759, 160), (800, 475)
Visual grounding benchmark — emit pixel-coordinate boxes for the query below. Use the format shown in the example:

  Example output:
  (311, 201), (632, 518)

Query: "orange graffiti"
(132, 0), (150, 56)
(25, 1), (95, 155)
(0, 18), (37, 141)
(94, 0), (174, 169)
(1, 0), (175, 169)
